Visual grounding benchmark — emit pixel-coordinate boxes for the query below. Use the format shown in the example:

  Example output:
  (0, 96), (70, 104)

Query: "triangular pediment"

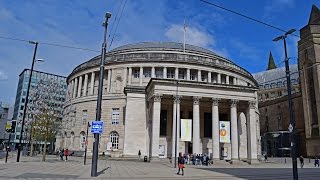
(308, 5), (320, 25)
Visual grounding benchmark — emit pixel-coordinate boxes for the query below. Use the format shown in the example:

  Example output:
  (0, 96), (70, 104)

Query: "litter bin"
(144, 156), (148, 162)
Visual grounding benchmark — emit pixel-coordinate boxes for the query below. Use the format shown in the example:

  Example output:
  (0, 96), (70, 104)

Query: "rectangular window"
(112, 108), (120, 124)
(190, 73), (196, 80)
(167, 69), (175, 79)
(133, 69), (140, 78)
(144, 69), (151, 78)
(82, 110), (87, 125)
(204, 113), (212, 138)
(20, 106), (24, 110)
(160, 110), (167, 136)
(155, 69), (163, 78)
(21, 98), (25, 103)
(178, 70), (185, 79)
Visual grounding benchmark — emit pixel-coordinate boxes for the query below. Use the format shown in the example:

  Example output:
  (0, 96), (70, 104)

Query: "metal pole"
(91, 12), (111, 177)
(84, 122), (90, 165)
(174, 80), (178, 168)
(17, 41), (38, 162)
(5, 134), (11, 163)
(283, 37), (298, 179)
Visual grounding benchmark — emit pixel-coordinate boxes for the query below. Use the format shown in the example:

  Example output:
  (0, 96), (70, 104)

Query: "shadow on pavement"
(15, 173), (79, 179)
(97, 167), (110, 176)
(198, 168), (319, 180)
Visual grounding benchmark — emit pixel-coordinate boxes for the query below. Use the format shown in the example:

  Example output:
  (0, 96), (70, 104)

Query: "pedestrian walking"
(299, 155), (304, 168)
(59, 148), (64, 160)
(315, 157), (319, 167)
(138, 150), (141, 160)
(177, 153), (185, 176)
(64, 148), (69, 161)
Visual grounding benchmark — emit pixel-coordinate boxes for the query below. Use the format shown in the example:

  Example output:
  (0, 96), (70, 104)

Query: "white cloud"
(232, 40), (261, 61)
(165, 24), (215, 48)
(264, 0), (295, 18)
(0, 8), (12, 21)
(0, 71), (8, 80)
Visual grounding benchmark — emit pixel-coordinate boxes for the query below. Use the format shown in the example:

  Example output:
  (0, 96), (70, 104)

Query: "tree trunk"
(29, 124), (35, 157)
(42, 119), (49, 161)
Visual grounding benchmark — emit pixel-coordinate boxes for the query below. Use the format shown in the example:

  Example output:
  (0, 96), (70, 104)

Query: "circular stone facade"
(56, 42), (259, 159)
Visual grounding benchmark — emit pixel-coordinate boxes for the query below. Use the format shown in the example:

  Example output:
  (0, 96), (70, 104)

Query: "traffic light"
(11, 121), (16, 133)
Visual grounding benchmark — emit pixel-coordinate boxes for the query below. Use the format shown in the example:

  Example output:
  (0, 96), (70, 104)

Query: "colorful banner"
(181, 119), (192, 141)
(219, 121), (230, 143)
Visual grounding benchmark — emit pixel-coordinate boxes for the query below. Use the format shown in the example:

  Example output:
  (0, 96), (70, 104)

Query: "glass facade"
(12, 69), (67, 144)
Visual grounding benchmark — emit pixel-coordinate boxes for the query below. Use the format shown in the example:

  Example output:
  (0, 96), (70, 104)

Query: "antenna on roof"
(183, 19), (187, 53)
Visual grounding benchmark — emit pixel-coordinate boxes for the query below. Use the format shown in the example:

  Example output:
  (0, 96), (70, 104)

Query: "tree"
(26, 78), (64, 161)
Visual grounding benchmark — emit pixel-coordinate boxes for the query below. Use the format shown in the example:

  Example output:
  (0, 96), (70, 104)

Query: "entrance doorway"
(187, 142), (193, 154)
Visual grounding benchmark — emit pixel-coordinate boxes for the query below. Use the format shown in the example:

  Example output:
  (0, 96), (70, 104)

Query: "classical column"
(90, 72), (95, 95)
(73, 77), (78, 98)
(107, 69), (112, 93)
(172, 95), (181, 157)
(233, 77), (237, 85)
(226, 75), (229, 84)
(83, 74), (88, 96)
(163, 67), (167, 78)
(208, 72), (212, 83)
(139, 67), (143, 86)
(151, 94), (162, 159)
(123, 68), (127, 88)
(217, 73), (221, 83)
(70, 80), (74, 99)
(247, 101), (258, 164)
(151, 67), (155, 78)
(198, 70), (201, 82)
(193, 96), (201, 154)
(230, 99), (239, 161)
(128, 67), (132, 85)
(186, 69), (190, 81)
(212, 98), (220, 160)
(77, 75), (83, 97)
(175, 68), (179, 79)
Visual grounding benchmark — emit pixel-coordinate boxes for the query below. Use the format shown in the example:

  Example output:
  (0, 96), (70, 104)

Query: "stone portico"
(124, 79), (260, 163)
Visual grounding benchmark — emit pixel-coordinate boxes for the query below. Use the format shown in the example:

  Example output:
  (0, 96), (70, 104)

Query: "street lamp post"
(174, 80), (178, 168)
(91, 12), (111, 177)
(273, 29), (298, 180)
(17, 41), (39, 162)
(84, 121), (91, 165)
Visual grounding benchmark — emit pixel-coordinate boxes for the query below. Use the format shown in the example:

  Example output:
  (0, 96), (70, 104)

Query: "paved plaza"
(0, 154), (319, 179)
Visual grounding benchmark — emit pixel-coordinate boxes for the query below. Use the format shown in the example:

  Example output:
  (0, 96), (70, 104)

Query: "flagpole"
(183, 19), (186, 53)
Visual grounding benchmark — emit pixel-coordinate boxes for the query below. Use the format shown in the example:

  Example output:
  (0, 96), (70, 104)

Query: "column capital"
(153, 94), (162, 102)
(193, 96), (202, 105)
(248, 101), (256, 109)
(230, 99), (239, 107)
(173, 95), (182, 104)
(212, 98), (221, 106)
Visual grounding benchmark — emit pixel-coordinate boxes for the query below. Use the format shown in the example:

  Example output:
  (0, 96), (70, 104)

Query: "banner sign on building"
(219, 121), (230, 143)
(181, 119), (192, 141)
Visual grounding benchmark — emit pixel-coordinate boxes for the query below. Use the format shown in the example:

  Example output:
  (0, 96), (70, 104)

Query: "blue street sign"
(91, 121), (104, 134)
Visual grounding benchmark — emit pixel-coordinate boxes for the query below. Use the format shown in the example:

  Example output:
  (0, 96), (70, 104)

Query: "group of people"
(180, 153), (211, 166)
(57, 148), (69, 161)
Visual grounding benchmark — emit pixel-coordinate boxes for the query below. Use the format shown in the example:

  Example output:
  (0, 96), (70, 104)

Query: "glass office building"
(12, 69), (67, 144)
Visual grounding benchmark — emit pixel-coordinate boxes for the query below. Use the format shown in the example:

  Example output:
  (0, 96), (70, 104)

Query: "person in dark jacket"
(177, 153), (185, 176)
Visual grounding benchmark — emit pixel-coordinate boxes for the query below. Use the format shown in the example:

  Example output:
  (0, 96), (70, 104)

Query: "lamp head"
(273, 36), (283, 42)
(285, 29), (296, 36)
(105, 12), (112, 19)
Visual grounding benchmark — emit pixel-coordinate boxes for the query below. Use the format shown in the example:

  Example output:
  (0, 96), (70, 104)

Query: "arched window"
(80, 131), (86, 150)
(110, 131), (119, 150)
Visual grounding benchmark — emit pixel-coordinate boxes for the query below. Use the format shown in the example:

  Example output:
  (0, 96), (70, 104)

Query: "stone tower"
(266, 51), (277, 70)
(298, 5), (320, 156)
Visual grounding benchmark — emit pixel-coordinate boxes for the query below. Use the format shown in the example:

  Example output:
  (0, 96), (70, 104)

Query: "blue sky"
(0, 0), (319, 104)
